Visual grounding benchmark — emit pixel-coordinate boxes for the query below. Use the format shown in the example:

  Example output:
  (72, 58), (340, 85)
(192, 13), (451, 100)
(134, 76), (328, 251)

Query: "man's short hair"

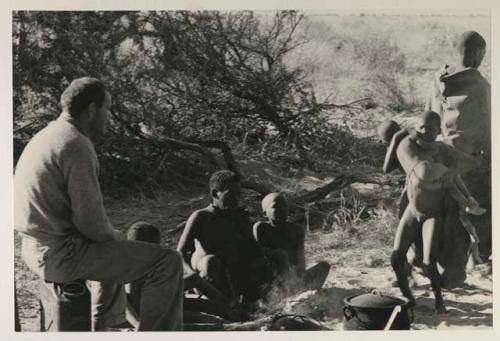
(127, 222), (161, 244)
(209, 170), (240, 193)
(60, 77), (106, 117)
(457, 31), (486, 54)
(456, 31), (486, 68)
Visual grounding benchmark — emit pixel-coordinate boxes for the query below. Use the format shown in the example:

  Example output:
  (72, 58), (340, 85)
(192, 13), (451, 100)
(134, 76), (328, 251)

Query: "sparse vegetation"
(14, 11), (492, 331)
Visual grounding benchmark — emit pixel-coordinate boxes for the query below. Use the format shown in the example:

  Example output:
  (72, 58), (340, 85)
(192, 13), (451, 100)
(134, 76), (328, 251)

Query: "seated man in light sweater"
(14, 77), (183, 331)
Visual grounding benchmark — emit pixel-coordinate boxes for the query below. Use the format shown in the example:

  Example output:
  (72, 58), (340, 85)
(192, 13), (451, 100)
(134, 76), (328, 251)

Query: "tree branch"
(291, 174), (353, 204)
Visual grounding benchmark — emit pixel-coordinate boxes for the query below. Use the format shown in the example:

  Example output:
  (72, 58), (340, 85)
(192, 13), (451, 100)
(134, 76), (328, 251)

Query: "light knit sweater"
(14, 113), (117, 243)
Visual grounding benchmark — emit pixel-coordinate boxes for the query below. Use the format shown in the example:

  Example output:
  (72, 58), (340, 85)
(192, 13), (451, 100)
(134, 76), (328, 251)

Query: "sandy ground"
(289, 229), (492, 330)
(14, 182), (492, 332)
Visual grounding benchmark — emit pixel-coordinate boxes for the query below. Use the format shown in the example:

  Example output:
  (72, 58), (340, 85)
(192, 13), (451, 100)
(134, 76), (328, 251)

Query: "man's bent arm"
(65, 140), (118, 242)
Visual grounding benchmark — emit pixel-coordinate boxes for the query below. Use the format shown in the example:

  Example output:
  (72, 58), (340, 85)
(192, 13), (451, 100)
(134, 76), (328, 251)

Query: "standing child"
(377, 111), (484, 313)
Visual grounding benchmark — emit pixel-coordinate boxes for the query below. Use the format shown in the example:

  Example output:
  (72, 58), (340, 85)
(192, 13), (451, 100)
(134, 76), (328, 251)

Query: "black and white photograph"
(9, 1), (495, 335)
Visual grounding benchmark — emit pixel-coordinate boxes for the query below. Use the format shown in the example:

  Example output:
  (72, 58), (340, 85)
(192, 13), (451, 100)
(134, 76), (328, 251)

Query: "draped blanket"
(399, 66), (492, 289)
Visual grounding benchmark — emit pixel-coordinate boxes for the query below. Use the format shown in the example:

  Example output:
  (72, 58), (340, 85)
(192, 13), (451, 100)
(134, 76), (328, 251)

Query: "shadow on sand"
(411, 295), (492, 329)
(282, 284), (492, 330)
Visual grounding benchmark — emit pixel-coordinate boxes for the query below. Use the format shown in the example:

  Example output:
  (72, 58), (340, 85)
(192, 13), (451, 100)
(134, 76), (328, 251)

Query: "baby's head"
(377, 119), (401, 143)
(415, 111), (441, 142)
(261, 192), (289, 225)
(127, 222), (161, 244)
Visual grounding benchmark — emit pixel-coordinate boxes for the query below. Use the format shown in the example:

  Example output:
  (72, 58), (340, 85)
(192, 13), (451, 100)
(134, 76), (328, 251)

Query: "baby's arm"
(414, 160), (459, 191)
(442, 143), (481, 173)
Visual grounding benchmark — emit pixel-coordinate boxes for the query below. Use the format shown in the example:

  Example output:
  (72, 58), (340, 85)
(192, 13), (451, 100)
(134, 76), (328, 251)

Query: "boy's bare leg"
(421, 216), (447, 314)
(184, 269), (230, 304)
(391, 206), (420, 306)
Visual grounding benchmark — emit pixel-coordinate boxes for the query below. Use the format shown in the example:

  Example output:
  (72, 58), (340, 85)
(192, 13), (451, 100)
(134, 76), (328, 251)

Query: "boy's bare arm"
(443, 143), (481, 173)
(177, 210), (202, 270)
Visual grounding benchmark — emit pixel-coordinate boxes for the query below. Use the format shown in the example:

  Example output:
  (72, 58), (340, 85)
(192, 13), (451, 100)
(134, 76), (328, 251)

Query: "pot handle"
(343, 306), (356, 320)
(384, 305), (401, 330)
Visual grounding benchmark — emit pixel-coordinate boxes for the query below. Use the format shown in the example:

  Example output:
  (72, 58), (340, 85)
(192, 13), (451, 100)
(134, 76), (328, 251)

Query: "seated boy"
(378, 111), (484, 313)
(127, 221), (237, 321)
(253, 192), (330, 292)
(126, 222), (162, 318)
(177, 170), (272, 306)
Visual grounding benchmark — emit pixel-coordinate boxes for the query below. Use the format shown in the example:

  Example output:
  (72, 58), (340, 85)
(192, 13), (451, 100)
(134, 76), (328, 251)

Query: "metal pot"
(342, 291), (411, 330)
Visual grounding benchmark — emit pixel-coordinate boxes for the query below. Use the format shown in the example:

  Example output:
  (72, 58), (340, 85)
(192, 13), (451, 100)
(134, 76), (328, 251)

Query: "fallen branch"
(292, 175), (353, 204)
(183, 322), (224, 331)
(196, 139), (276, 195)
(184, 311), (230, 324)
(197, 139), (242, 176)
(110, 112), (221, 168)
(184, 297), (245, 322)
(241, 179), (275, 195)
(322, 97), (372, 110)
(353, 175), (394, 186)
(163, 137), (221, 168)
(222, 315), (274, 331)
